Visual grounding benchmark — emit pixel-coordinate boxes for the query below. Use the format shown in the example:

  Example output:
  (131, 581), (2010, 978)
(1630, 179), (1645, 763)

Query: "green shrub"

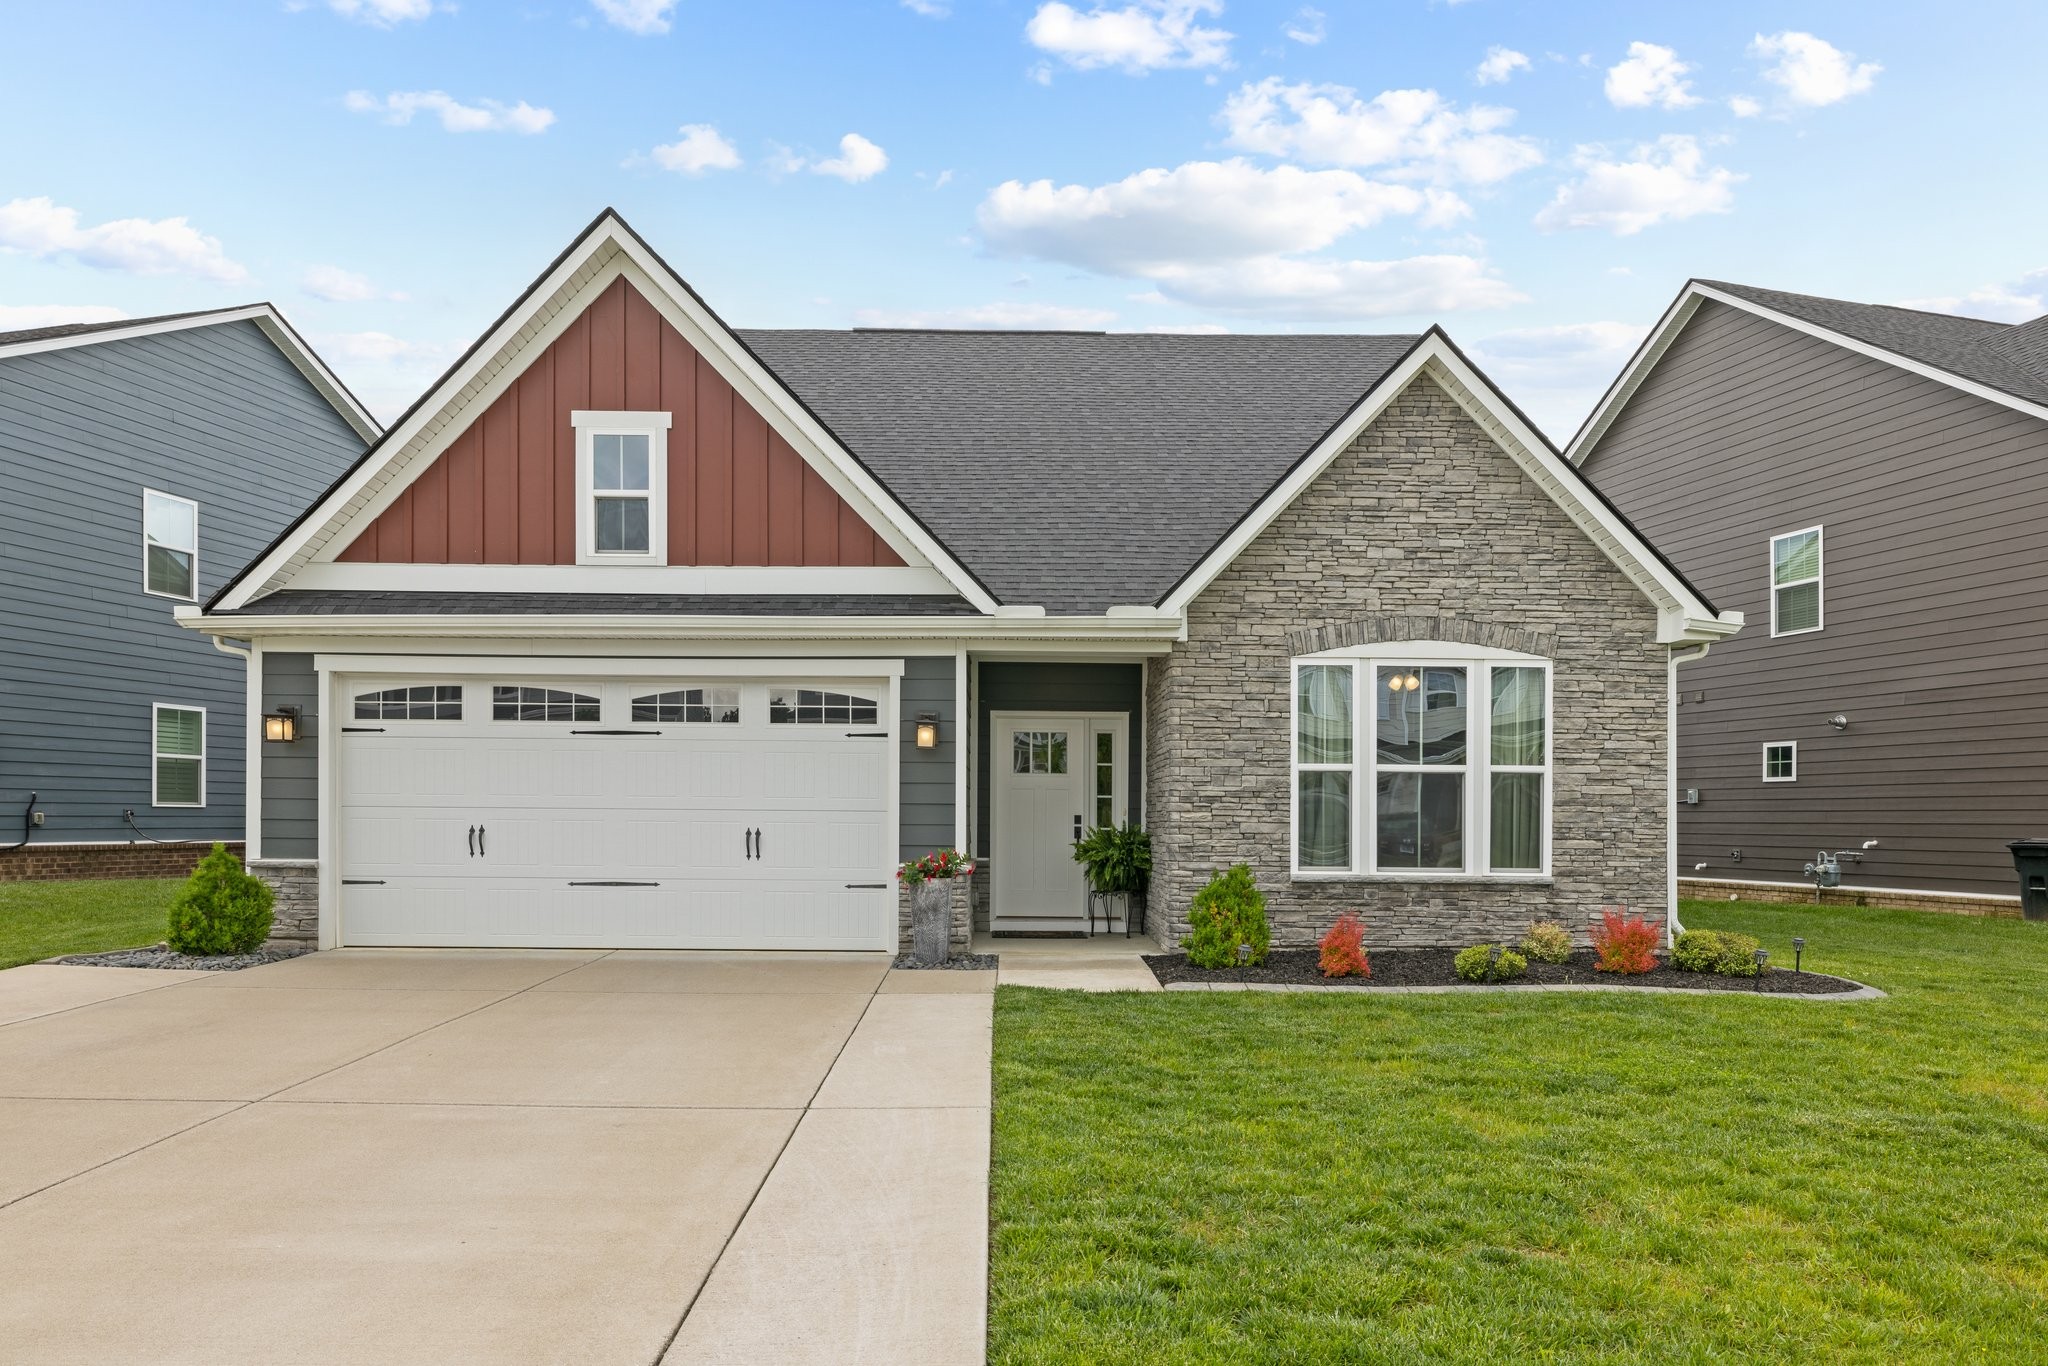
(1454, 943), (1528, 983)
(1185, 864), (1270, 969)
(165, 843), (275, 956)
(1672, 928), (1764, 976)
(1519, 920), (1573, 964)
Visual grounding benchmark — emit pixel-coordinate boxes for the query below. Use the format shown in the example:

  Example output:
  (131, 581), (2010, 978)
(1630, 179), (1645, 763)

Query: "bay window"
(1290, 651), (1550, 878)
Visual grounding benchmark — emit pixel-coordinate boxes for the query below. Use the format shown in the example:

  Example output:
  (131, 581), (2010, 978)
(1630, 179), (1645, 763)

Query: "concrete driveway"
(0, 951), (992, 1365)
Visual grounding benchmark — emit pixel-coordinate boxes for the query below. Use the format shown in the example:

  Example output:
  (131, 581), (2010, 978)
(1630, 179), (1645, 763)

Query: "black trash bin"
(2007, 840), (2048, 921)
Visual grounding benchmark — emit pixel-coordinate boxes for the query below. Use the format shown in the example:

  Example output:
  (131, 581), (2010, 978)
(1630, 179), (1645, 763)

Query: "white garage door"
(335, 675), (895, 950)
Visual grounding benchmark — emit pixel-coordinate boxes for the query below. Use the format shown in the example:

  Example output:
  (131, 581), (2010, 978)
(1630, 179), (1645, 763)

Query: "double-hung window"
(1770, 526), (1823, 636)
(143, 489), (199, 599)
(1291, 652), (1550, 878)
(572, 411), (671, 565)
(153, 704), (205, 807)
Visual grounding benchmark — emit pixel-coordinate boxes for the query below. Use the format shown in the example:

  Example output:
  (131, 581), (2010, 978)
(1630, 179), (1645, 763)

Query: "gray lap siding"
(1143, 375), (1671, 950)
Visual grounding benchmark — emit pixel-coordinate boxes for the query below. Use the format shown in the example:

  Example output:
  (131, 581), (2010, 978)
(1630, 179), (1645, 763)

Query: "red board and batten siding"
(336, 277), (903, 567)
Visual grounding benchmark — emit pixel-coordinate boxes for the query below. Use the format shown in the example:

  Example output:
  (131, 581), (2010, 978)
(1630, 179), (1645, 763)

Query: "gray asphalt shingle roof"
(1701, 280), (2048, 410)
(0, 307), (246, 349)
(738, 329), (1419, 613)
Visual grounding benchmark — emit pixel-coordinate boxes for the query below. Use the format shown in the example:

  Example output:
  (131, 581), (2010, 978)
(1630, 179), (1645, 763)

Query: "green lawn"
(990, 901), (2048, 1363)
(0, 878), (180, 969)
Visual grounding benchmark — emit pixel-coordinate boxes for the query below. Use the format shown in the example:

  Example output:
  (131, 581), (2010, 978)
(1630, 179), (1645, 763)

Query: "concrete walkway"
(983, 934), (1162, 992)
(0, 951), (993, 1365)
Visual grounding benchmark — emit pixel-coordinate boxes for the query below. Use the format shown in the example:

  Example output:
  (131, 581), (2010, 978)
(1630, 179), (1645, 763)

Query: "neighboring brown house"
(180, 209), (1737, 955)
(1572, 279), (2048, 910)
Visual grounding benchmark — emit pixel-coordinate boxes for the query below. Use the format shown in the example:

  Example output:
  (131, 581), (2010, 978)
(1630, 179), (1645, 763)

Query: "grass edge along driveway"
(989, 900), (2048, 1363)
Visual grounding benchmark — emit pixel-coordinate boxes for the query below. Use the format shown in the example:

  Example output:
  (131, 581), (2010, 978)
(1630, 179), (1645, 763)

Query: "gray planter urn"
(911, 878), (952, 963)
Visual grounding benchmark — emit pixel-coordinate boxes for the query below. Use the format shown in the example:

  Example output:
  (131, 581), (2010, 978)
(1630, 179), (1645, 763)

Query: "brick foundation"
(1681, 878), (2023, 919)
(0, 841), (243, 883)
(897, 876), (972, 956)
(250, 860), (320, 945)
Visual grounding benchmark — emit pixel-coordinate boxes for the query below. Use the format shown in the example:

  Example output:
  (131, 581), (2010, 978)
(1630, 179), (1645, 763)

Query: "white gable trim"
(1567, 282), (2048, 464)
(1156, 332), (1740, 645)
(214, 214), (997, 614)
(0, 304), (380, 442)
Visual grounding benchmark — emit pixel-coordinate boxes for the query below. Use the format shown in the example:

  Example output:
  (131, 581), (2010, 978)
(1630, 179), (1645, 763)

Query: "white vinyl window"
(142, 489), (199, 599)
(153, 704), (205, 807)
(1763, 741), (1797, 782)
(1290, 653), (1550, 878)
(1770, 526), (1823, 636)
(572, 410), (672, 566)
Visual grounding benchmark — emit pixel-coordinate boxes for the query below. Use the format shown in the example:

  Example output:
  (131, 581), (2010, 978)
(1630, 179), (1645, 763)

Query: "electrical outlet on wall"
(31, 810), (44, 827)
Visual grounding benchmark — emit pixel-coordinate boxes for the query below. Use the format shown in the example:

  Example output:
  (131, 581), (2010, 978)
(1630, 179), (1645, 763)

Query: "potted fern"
(1072, 821), (1152, 931)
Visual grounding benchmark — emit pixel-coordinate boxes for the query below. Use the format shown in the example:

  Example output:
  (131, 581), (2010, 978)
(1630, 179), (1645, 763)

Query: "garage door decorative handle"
(478, 825), (486, 856)
(467, 825), (476, 857)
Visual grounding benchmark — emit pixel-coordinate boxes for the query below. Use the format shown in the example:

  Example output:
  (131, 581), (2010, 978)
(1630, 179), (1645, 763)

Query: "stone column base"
(250, 859), (319, 947)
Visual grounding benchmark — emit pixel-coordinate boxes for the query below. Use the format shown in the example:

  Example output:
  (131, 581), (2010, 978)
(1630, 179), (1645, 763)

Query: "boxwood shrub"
(1454, 943), (1528, 983)
(1186, 863), (1270, 968)
(165, 843), (275, 957)
(1672, 928), (1764, 976)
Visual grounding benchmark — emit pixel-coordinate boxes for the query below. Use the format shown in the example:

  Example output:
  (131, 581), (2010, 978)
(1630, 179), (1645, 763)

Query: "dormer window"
(572, 410), (671, 565)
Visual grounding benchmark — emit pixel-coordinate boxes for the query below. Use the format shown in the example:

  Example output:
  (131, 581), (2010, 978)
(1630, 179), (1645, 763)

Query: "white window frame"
(1769, 525), (1824, 638)
(571, 410), (672, 566)
(1288, 648), (1552, 882)
(152, 702), (206, 808)
(1762, 740), (1798, 783)
(141, 488), (199, 601)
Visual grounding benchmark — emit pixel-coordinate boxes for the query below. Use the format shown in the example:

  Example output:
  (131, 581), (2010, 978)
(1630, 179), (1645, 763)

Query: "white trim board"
(1155, 333), (1741, 646)
(285, 562), (961, 595)
(0, 305), (380, 442)
(215, 214), (994, 614)
(1567, 281), (2048, 464)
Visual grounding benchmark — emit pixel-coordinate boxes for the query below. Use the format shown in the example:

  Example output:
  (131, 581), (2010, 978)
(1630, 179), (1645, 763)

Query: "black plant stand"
(1086, 889), (1148, 938)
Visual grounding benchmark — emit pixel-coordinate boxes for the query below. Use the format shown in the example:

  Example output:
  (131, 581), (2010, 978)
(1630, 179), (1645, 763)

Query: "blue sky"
(5, 0), (2045, 437)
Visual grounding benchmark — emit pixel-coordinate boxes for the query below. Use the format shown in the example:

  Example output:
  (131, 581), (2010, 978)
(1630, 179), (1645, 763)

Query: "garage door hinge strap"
(571, 729), (663, 736)
(342, 879), (385, 885)
(845, 731), (889, 738)
(845, 883), (888, 889)
(568, 880), (661, 887)
(342, 726), (385, 733)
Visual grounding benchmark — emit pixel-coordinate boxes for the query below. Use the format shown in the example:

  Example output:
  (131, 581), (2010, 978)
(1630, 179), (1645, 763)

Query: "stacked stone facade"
(1144, 374), (1672, 951)
(250, 859), (320, 946)
(896, 874), (973, 955)
(0, 841), (243, 883)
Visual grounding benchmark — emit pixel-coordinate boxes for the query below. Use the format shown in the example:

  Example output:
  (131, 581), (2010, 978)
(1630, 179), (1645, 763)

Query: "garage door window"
(493, 686), (600, 722)
(355, 685), (462, 721)
(769, 688), (878, 725)
(633, 687), (741, 723)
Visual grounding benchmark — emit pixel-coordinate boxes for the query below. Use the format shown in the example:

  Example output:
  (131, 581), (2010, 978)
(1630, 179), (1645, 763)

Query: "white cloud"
(1751, 31), (1880, 107)
(649, 124), (742, 175)
(977, 159), (1520, 319)
(850, 301), (1118, 329)
(810, 133), (889, 182)
(1728, 95), (1763, 118)
(1604, 41), (1699, 110)
(1474, 46), (1530, 85)
(314, 330), (463, 423)
(301, 264), (407, 302)
(1468, 321), (1649, 441)
(323, 0), (432, 26)
(0, 304), (127, 330)
(590, 0), (676, 35)
(0, 196), (248, 283)
(1899, 268), (2048, 324)
(1534, 136), (1740, 236)
(1220, 79), (1542, 185)
(1025, 0), (1231, 74)
(901, 0), (949, 14)
(344, 90), (555, 134)
(1283, 7), (1324, 45)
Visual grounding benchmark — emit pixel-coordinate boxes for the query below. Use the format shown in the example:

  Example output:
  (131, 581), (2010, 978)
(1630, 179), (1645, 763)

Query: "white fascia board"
(0, 304), (381, 443)
(175, 609), (1187, 644)
(1569, 282), (2048, 465)
(316, 654), (910, 679)
(287, 562), (961, 595)
(1158, 334), (1734, 641)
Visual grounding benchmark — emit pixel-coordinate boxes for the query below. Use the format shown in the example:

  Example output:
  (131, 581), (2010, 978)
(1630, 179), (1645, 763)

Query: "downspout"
(1666, 642), (1713, 946)
(213, 635), (257, 862)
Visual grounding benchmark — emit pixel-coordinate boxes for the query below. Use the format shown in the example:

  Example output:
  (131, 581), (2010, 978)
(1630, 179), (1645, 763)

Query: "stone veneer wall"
(1144, 373), (1672, 951)
(0, 841), (244, 883)
(896, 875), (973, 955)
(250, 859), (320, 946)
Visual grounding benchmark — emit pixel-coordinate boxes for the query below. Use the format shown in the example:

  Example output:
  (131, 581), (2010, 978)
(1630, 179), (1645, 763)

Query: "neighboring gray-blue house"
(0, 307), (375, 877)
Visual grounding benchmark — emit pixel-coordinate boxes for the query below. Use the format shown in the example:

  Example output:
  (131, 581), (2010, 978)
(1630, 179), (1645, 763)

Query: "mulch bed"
(1142, 947), (1869, 995)
(892, 952), (999, 971)
(51, 944), (311, 972)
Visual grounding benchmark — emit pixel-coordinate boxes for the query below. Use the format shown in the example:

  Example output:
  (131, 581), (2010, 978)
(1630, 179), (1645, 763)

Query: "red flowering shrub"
(1591, 909), (1659, 975)
(1318, 912), (1370, 979)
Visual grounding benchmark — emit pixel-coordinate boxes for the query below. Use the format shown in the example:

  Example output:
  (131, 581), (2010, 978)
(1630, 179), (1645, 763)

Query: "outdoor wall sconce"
(915, 713), (939, 749)
(262, 705), (301, 744)
(1826, 714), (1850, 730)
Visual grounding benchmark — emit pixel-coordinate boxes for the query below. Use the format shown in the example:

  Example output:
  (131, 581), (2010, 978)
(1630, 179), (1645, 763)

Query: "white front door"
(334, 676), (895, 950)
(991, 713), (1126, 931)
